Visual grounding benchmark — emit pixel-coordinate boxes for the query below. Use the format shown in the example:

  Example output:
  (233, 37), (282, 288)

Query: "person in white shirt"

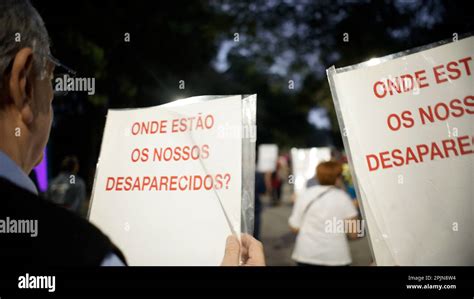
(289, 161), (358, 266)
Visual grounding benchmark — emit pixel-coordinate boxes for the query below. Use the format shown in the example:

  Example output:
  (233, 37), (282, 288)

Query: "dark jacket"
(0, 177), (126, 267)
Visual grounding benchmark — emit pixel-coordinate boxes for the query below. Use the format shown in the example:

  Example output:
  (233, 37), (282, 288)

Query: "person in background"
(341, 162), (360, 214)
(305, 166), (319, 189)
(289, 161), (358, 266)
(263, 170), (273, 201)
(271, 156), (288, 206)
(270, 169), (282, 206)
(254, 171), (266, 240)
(47, 156), (86, 216)
(0, 0), (265, 267)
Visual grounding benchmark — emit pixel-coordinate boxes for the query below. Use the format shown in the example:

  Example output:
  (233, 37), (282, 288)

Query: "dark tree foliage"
(32, 0), (473, 190)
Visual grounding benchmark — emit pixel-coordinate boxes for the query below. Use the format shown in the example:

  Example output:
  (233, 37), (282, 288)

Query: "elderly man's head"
(0, 0), (54, 173)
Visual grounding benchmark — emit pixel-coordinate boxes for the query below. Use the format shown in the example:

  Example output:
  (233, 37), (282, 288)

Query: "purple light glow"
(34, 149), (48, 192)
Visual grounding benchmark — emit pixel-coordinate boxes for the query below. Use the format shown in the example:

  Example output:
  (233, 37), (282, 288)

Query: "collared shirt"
(0, 150), (124, 266)
(0, 150), (38, 195)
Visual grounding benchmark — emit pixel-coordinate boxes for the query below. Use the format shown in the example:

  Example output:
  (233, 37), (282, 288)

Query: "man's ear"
(8, 47), (35, 125)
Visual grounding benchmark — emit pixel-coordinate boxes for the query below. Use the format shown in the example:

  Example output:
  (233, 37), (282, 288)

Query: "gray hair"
(0, 0), (50, 103)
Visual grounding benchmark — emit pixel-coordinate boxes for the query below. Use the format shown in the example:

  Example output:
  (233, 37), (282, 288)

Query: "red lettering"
(458, 136), (473, 155)
(366, 155), (379, 171)
(373, 81), (386, 99)
(442, 139), (458, 158)
(430, 142), (444, 160)
(414, 70), (429, 88)
(387, 113), (401, 131)
(405, 147), (419, 165)
(416, 144), (429, 162)
(458, 56), (472, 76)
(434, 102), (450, 120)
(116, 176), (124, 191)
(433, 65), (447, 84)
(159, 176), (169, 190)
(446, 61), (461, 80)
(169, 176), (178, 191)
(380, 151), (392, 169)
(465, 95), (474, 114)
(106, 177), (115, 191)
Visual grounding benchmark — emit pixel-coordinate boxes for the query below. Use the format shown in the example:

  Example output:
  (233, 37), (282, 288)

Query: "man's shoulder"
(2, 177), (77, 218)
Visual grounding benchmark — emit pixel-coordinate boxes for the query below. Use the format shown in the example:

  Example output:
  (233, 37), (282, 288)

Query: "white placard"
(257, 144), (278, 172)
(328, 36), (474, 265)
(290, 147), (331, 196)
(89, 96), (244, 265)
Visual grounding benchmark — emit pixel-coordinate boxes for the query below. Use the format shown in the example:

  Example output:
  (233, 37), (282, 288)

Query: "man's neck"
(0, 120), (32, 174)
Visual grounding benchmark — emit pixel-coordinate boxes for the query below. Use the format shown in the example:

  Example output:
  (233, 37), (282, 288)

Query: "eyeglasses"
(46, 54), (77, 97)
(48, 54), (77, 77)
